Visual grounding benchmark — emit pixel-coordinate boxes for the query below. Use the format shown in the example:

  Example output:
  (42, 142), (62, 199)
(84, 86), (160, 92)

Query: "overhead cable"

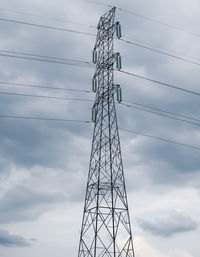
(0, 91), (93, 102)
(124, 100), (200, 123)
(0, 81), (92, 93)
(121, 103), (200, 127)
(0, 114), (91, 123)
(120, 38), (200, 67)
(0, 53), (94, 68)
(0, 81), (198, 121)
(0, 17), (96, 36)
(0, 49), (91, 64)
(0, 7), (95, 28)
(1, 88), (200, 127)
(2, 14), (199, 68)
(118, 70), (200, 96)
(123, 37), (200, 63)
(0, 112), (199, 151)
(83, 0), (200, 38)
(119, 128), (200, 151)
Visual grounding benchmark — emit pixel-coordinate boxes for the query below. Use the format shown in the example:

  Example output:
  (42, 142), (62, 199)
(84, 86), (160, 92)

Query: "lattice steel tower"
(78, 7), (135, 257)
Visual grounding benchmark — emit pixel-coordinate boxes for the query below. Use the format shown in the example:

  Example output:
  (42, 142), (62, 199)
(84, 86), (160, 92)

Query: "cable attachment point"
(92, 49), (98, 64)
(92, 106), (97, 122)
(116, 52), (122, 70)
(92, 77), (97, 92)
(116, 84), (122, 103)
(116, 21), (122, 39)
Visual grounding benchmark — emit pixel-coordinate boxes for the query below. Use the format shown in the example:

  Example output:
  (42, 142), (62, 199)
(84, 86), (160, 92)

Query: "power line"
(124, 36), (200, 63)
(117, 8), (200, 38)
(119, 128), (200, 151)
(1, 15), (199, 69)
(120, 38), (200, 67)
(1, 84), (200, 126)
(2, 13), (198, 68)
(0, 91), (93, 102)
(3, 5), (198, 66)
(0, 6), (200, 68)
(0, 114), (91, 123)
(5, 3), (198, 65)
(0, 53), (94, 68)
(0, 17), (96, 36)
(0, 7), (95, 28)
(2, 10), (199, 69)
(121, 102), (200, 127)
(83, 0), (113, 8)
(0, 49), (94, 68)
(118, 70), (200, 96)
(0, 49), (91, 64)
(3, 85), (200, 127)
(1, 51), (199, 110)
(2, 88), (199, 126)
(0, 81), (92, 93)
(124, 100), (200, 123)
(83, 0), (200, 38)
(0, 112), (199, 151)
(2, 49), (199, 97)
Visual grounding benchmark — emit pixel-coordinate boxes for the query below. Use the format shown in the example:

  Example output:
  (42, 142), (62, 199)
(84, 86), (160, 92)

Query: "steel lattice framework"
(78, 7), (135, 257)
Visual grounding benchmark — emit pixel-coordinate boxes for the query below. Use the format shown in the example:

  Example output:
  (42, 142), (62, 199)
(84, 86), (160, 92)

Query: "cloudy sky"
(0, 0), (200, 256)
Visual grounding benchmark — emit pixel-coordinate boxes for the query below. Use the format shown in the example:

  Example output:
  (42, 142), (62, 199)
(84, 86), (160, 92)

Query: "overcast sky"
(0, 0), (200, 257)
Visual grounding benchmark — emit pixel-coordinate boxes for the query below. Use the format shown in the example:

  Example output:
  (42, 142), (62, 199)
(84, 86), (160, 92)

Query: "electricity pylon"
(78, 7), (135, 257)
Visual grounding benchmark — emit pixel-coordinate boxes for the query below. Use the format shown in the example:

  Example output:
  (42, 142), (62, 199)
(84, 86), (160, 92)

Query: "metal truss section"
(78, 7), (135, 257)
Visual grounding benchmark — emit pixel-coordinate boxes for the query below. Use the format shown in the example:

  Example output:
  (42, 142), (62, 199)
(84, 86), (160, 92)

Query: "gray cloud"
(0, 185), (66, 223)
(138, 213), (198, 237)
(0, 230), (30, 247)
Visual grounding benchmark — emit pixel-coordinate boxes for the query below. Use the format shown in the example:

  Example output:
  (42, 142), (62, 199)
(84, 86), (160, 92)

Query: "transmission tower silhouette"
(78, 7), (135, 257)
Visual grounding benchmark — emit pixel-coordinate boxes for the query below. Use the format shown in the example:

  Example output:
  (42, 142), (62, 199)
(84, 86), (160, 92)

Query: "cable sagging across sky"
(118, 70), (200, 96)
(119, 128), (200, 151)
(0, 81), (92, 93)
(0, 91), (93, 102)
(121, 103), (200, 127)
(0, 17), (96, 36)
(0, 7), (95, 28)
(124, 100), (200, 123)
(120, 38), (200, 67)
(0, 113), (199, 151)
(0, 50), (94, 68)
